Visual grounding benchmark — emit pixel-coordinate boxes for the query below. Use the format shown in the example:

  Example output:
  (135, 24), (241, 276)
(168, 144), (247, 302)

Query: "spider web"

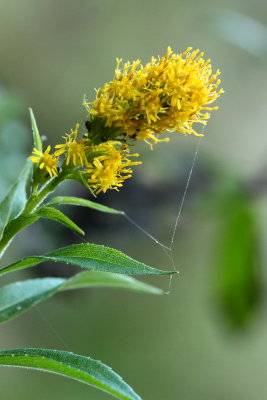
(17, 131), (203, 350)
(123, 135), (202, 294)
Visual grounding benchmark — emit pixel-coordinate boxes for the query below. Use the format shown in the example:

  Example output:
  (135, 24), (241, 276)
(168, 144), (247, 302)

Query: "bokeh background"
(1, 1), (267, 399)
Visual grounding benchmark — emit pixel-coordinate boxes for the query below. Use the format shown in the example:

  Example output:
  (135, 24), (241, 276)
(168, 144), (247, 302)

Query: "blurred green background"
(1, 0), (267, 399)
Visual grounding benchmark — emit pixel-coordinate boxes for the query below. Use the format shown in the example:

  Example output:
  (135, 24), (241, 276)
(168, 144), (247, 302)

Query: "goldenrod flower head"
(55, 124), (89, 166)
(85, 47), (223, 143)
(84, 142), (142, 194)
(29, 146), (58, 177)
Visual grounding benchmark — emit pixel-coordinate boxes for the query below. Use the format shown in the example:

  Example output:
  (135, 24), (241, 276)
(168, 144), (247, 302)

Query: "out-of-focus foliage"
(0, 162), (32, 241)
(0, 88), (30, 199)
(214, 186), (261, 329)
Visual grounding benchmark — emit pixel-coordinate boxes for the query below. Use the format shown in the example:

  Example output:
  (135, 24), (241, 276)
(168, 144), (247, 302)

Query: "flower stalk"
(1, 46), (223, 259)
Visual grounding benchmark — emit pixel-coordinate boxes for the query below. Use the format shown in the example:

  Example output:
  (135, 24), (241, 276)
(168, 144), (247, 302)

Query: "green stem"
(0, 173), (66, 260)
(23, 175), (64, 214)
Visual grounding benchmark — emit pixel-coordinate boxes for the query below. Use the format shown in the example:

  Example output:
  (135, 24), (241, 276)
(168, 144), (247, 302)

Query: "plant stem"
(23, 175), (64, 214)
(0, 173), (66, 260)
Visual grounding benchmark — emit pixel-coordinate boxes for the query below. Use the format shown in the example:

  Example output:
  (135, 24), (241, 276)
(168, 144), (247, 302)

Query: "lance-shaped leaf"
(62, 270), (163, 294)
(0, 278), (65, 322)
(35, 206), (84, 235)
(0, 348), (142, 400)
(0, 243), (175, 276)
(47, 196), (124, 215)
(7, 214), (40, 237)
(0, 272), (163, 323)
(29, 108), (42, 153)
(0, 161), (32, 240)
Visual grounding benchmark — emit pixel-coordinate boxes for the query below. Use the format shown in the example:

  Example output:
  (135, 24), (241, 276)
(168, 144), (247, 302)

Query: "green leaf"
(0, 272), (163, 323)
(0, 161), (32, 240)
(11, 214), (40, 234)
(63, 270), (164, 294)
(29, 108), (42, 153)
(47, 196), (124, 215)
(35, 206), (84, 235)
(0, 243), (175, 276)
(0, 278), (65, 323)
(0, 348), (142, 400)
(215, 189), (261, 329)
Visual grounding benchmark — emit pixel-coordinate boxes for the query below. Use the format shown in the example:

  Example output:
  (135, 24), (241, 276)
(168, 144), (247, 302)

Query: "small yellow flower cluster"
(29, 47), (223, 194)
(86, 47), (223, 144)
(84, 142), (141, 194)
(29, 125), (141, 194)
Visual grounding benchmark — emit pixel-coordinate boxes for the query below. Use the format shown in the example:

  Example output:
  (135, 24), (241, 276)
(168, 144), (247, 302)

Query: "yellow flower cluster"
(86, 47), (223, 143)
(29, 47), (223, 194)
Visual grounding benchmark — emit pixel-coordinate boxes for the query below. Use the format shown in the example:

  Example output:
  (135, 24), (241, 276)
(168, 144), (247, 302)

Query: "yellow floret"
(54, 124), (89, 166)
(29, 146), (58, 177)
